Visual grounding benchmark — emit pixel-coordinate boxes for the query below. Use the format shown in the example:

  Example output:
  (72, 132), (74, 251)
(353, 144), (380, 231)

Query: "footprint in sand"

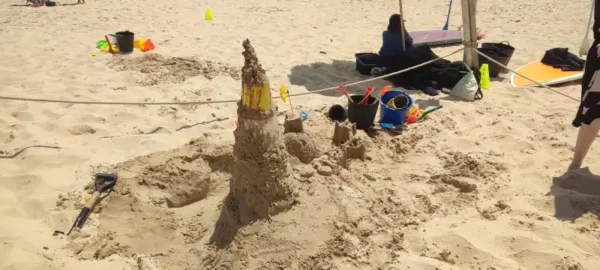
(10, 112), (34, 121)
(23, 199), (46, 219)
(42, 122), (60, 133)
(41, 109), (61, 120)
(69, 125), (96, 136)
(0, 131), (15, 144)
(0, 175), (45, 218)
(80, 114), (107, 123)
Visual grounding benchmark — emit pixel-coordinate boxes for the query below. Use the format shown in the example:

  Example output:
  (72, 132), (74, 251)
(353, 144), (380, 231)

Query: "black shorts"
(573, 41), (600, 127)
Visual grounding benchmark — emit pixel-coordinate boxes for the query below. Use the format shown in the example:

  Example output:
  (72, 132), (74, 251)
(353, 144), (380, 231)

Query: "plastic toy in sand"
(328, 104), (347, 122)
(406, 104), (443, 124)
(134, 38), (156, 52)
(94, 40), (117, 54)
(480, 63), (491, 90)
(379, 122), (405, 134)
(92, 35), (155, 56)
(205, 7), (214, 21)
(405, 105), (422, 124)
(379, 90), (413, 126)
(336, 83), (350, 99)
(419, 105), (442, 120)
(358, 86), (375, 105)
(379, 85), (393, 97)
(348, 88), (379, 130)
(300, 110), (308, 120)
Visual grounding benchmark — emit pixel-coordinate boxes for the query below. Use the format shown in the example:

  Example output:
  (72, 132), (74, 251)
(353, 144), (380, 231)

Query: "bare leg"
(570, 118), (600, 171)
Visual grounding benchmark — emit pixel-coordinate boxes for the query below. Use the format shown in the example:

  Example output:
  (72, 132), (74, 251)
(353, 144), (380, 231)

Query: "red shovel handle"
(359, 87), (374, 104)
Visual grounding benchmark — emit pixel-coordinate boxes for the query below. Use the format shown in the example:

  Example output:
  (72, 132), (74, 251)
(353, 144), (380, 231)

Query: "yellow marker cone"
(279, 84), (287, 102)
(205, 7), (214, 21)
(480, 63), (491, 90)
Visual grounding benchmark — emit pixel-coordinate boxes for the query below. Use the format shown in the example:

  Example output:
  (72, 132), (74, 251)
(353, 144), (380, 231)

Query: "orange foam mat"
(510, 61), (583, 87)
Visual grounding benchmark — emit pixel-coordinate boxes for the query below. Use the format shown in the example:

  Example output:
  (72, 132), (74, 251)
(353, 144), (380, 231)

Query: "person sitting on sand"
(376, 14), (443, 96)
(379, 14), (414, 57)
(569, 0), (600, 171)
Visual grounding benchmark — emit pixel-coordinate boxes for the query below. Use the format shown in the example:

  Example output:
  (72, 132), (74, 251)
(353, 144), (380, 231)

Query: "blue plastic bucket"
(379, 90), (413, 125)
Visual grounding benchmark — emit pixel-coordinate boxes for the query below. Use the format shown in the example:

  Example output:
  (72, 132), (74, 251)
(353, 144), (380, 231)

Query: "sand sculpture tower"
(227, 39), (296, 224)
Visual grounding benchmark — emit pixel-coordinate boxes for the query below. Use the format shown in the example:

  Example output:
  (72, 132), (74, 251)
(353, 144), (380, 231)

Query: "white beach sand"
(1, 0), (599, 269)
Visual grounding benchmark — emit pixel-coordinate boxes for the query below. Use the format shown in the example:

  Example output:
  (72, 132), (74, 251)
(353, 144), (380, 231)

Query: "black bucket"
(477, 47), (509, 78)
(347, 95), (379, 130)
(328, 104), (348, 122)
(482, 41), (515, 73)
(355, 53), (379, 76)
(115, 31), (135, 53)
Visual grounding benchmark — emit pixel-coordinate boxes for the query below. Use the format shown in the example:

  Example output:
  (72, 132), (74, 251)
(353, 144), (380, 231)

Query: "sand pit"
(111, 54), (241, 86)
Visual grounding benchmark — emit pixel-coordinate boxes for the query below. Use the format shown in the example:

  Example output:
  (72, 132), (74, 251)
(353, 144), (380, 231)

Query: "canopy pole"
(399, 0), (406, 51)
(468, 0), (479, 67)
(460, 0), (478, 68)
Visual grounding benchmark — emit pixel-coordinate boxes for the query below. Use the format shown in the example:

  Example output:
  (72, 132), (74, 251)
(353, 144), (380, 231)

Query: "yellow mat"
(510, 61), (583, 87)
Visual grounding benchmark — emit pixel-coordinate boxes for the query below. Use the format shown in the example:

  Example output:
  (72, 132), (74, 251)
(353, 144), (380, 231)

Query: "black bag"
(541, 48), (585, 71)
(481, 41), (515, 73)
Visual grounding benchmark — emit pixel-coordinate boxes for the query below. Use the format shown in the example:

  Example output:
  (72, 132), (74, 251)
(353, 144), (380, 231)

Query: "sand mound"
(283, 132), (320, 163)
(54, 111), (517, 269)
(57, 139), (233, 263)
(111, 54), (241, 85)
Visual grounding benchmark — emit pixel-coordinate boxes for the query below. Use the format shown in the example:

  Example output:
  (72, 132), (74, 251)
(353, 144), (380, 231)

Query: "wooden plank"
(461, 0), (473, 67)
(399, 0), (406, 51)
(468, 0), (479, 67)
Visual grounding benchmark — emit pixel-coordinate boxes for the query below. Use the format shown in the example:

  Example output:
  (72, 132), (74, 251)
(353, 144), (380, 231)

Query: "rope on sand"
(0, 48), (580, 104)
(0, 49), (466, 105)
(473, 49), (580, 102)
(0, 48), (581, 158)
(0, 145), (62, 159)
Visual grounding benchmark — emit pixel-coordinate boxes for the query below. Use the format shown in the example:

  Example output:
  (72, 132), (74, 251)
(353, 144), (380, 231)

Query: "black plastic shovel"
(53, 173), (118, 236)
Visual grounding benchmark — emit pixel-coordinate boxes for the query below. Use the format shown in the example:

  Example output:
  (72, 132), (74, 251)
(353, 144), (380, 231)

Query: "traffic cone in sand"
(205, 7), (214, 21)
(480, 63), (491, 90)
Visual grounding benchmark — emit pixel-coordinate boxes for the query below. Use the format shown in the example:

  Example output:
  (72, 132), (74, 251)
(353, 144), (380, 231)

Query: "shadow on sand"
(288, 60), (392, 97)
(287, 59), (472, 103)
(548, 167), (600, 221)
(208, 194), (242, 248)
